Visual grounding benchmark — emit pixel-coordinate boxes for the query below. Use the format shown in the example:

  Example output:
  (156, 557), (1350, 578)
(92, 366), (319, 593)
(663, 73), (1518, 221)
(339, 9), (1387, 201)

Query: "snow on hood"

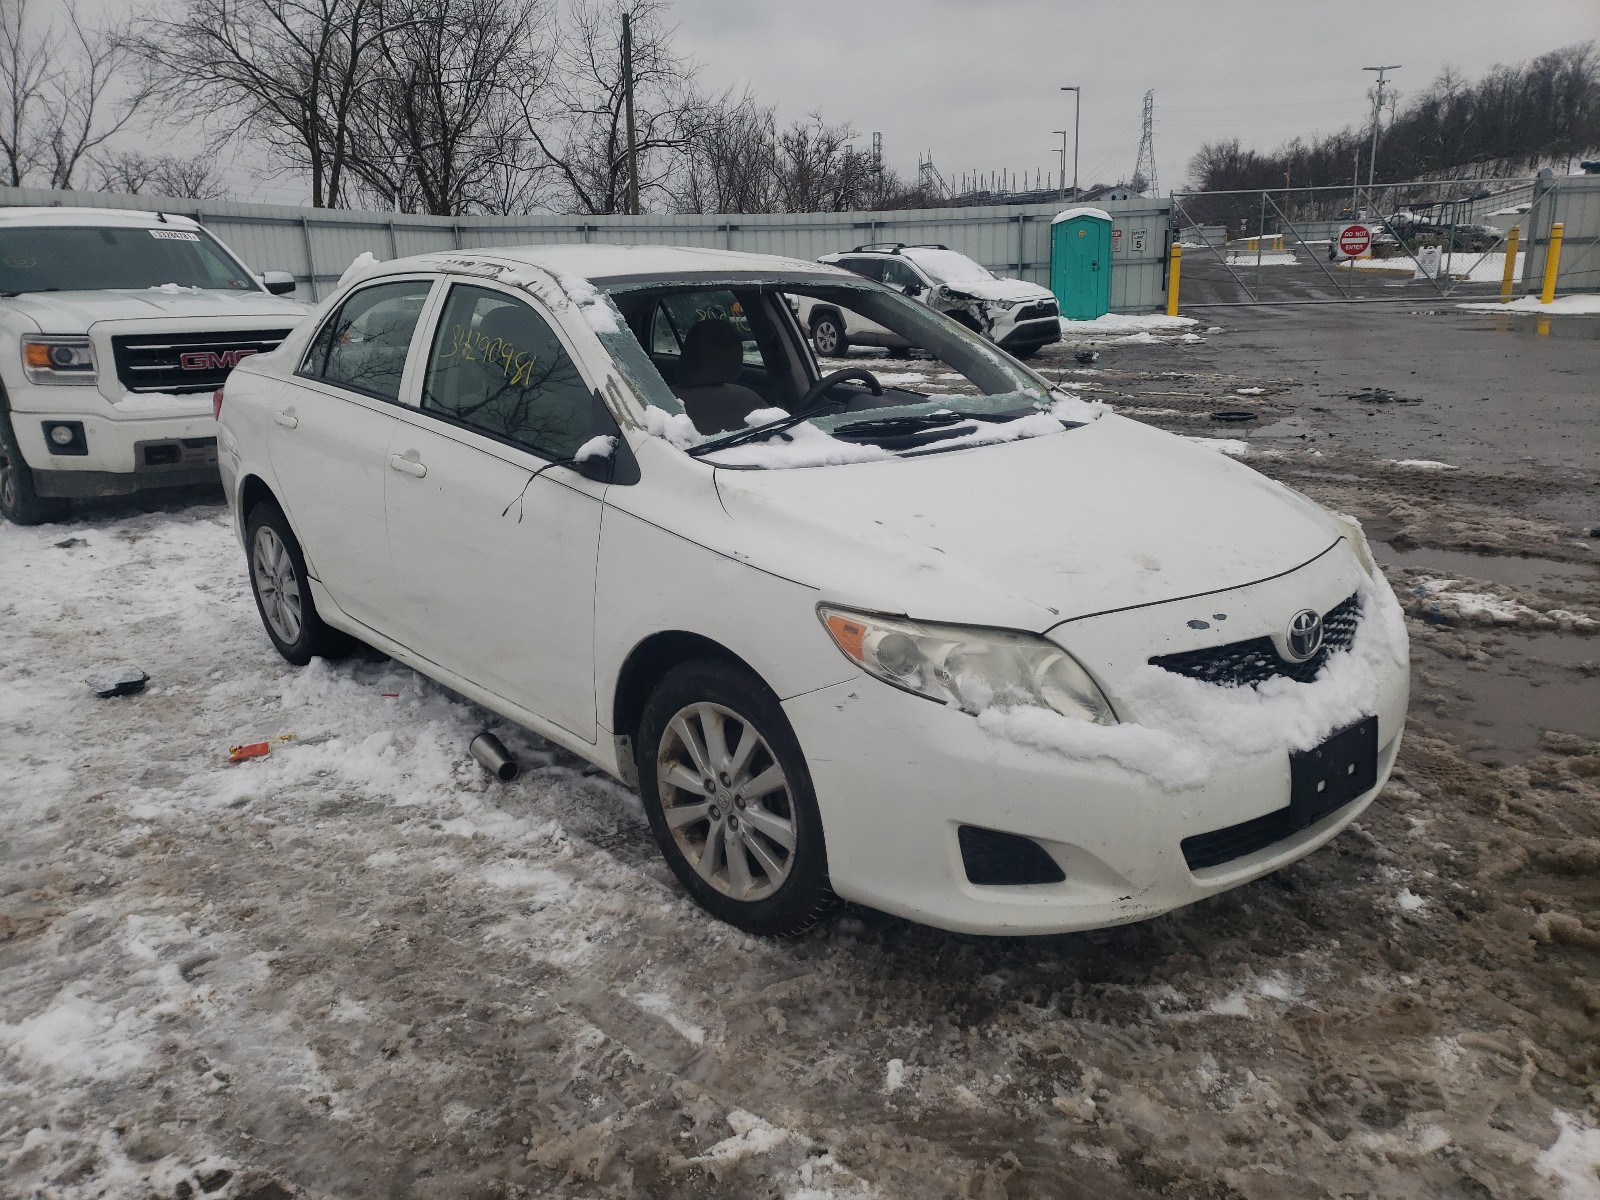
(1052, 206), (1113, 224)
(938, 276), (1053, 303)
(0, 289), (306, 329)
(709, 413), (1342, 630)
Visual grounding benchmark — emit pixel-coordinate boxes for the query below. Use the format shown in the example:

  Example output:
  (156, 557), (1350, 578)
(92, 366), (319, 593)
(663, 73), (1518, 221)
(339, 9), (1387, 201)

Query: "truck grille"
(1150, 594), (1362, 687)
(111, 329), (292, 394)
(1014, 301), (1058, 322)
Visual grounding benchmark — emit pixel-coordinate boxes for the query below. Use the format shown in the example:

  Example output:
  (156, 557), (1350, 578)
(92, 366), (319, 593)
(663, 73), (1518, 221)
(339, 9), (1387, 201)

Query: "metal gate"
(1169, 177), (1544, 307)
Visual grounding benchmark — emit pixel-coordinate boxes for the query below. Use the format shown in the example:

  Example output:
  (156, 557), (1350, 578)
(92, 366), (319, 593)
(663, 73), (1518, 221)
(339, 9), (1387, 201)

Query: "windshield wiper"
(685, 395), (850, 457)
(0, 287), (59, 297)
(830, 410), (1020, 438)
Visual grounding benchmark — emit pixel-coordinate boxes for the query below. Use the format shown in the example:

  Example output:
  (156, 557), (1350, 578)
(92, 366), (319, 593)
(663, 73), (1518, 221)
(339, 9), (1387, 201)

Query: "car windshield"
(594, 272), (1092, 468)
(0, 225), (259, 294)
(901, 249), (995, 286)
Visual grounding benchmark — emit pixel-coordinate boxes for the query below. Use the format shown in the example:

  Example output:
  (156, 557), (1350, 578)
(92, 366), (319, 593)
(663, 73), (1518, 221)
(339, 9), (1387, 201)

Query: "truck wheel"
(811, 313), (849, 358)
(637, 661), (837, 938)
(245, 501), (352, 665)
(0, 422), (69, 525)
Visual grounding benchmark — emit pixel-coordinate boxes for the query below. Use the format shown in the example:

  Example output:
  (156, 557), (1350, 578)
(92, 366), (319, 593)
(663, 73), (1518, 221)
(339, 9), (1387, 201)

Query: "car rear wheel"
(637, 661), (836, 937)
(245, 501), (351, 665)
(810, 313), (849, 358)
(0, 423), (68, 526)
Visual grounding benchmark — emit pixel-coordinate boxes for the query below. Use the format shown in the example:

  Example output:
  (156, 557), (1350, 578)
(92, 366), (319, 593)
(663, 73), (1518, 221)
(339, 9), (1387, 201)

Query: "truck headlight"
(819, 606), (1117, 725)
(22, 336), (97, 385)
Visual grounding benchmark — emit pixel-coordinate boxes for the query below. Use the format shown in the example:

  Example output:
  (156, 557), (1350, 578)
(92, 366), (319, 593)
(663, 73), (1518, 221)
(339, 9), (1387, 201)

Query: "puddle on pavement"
(1377, 543), (1596, 591)
(1414, 631), (1599, 764)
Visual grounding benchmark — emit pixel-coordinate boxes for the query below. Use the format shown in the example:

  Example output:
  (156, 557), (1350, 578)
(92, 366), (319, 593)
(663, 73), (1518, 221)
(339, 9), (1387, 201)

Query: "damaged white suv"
(218, 243), (1408, 939)
(0, 207), (306, 524)
(798, 244), (1062, 359)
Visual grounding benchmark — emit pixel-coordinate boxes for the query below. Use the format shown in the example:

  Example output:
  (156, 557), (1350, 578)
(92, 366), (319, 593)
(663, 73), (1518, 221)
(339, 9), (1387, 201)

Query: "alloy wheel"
(814, 320), (839, 355)
(657, 701), (796, 902)
(252, 525), (304, 645)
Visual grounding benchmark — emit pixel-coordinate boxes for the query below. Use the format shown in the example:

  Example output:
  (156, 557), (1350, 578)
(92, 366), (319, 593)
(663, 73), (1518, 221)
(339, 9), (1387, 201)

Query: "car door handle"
(388, 452), (427, 478)
(274, 409), (298, 429)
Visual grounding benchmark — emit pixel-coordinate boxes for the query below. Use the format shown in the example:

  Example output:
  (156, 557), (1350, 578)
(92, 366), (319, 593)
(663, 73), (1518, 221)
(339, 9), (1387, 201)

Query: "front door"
(265, 276), (436, 627)
(383, 281), (612, 741)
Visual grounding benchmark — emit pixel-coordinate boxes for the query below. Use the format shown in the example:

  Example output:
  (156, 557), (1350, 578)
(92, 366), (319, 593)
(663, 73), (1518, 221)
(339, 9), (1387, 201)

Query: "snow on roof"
(1052, 207), (1113, 225)
(0, 206), (201, 229)
(418, 242), (846, 284)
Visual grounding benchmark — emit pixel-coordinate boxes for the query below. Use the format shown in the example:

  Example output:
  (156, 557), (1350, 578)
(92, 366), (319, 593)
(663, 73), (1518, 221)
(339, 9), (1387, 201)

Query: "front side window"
(420, 284), (593, 460)
(0, 225), (257, 294)
(880, 260), (924, 292)
(301, 278), (433, 402)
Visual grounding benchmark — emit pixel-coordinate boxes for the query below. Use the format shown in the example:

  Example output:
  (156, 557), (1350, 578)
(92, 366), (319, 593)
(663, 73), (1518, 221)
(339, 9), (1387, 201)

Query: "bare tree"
(0, 0), (151, 189)
(130, 0), (395, 208)
(523, 0), (701, 215)
(93, 150), (228, 199)
(345, 0), (555, 216)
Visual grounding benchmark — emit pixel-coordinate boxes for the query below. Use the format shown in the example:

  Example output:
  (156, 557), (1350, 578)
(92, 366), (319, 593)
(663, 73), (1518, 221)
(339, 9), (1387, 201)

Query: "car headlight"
(991, 298), (1019, 310)
(1331, 511), (1380, 579)
(22, 336), (97, 385)
(818, 606), (1117, 725)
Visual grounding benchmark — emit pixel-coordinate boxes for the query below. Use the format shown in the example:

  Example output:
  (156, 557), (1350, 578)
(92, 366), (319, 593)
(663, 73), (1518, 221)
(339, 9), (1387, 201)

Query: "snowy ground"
(3, 315), (1599, 1199)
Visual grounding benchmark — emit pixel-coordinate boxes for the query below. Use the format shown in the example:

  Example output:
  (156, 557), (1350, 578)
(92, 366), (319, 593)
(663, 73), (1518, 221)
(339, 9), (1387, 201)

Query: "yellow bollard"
(1540, 222), (1564, 304)
(1500, 226), (1519, 300)
(1167, 243), (1182, 317)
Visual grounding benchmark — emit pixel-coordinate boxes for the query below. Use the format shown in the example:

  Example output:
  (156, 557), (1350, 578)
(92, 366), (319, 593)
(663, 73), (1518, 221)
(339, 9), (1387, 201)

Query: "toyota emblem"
(1285, 609), (1324, 661)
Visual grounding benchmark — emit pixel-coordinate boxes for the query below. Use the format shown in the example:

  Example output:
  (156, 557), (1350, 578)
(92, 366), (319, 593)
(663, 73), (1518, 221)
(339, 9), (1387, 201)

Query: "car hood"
(0, 289), (306, 330)
(709, 414), (1343, 630)
(938, 277), (1053, 303)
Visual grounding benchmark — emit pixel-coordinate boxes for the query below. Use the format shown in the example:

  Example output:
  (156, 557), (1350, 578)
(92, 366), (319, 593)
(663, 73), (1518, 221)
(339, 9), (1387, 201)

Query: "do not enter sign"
(1337, 224), (1372, 257)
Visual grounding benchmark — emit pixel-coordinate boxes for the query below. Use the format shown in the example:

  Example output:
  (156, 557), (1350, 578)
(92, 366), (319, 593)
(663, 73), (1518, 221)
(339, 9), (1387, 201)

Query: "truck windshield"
(0, 226), (259, 294)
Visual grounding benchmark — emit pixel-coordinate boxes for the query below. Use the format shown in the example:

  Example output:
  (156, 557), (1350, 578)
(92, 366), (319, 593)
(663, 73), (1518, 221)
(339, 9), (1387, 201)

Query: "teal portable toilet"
(1051, 208), (1113, 320)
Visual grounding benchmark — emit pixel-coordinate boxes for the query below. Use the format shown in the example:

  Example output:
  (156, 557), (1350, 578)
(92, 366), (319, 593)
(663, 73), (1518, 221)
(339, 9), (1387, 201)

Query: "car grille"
(1014, 301), (1058, 322)
(1149, 593), (1362, 687)
(112, 328), (293, 394)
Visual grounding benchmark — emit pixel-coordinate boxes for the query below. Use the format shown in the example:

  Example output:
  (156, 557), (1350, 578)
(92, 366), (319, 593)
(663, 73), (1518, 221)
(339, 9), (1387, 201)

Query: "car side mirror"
(262, 270), (297, 295)
(903, 282), (924, 297)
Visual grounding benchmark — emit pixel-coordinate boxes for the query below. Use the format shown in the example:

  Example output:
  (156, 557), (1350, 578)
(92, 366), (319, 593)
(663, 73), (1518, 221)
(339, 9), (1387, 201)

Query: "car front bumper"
(784, 645), (1407, 937)
(8, 383), (219, 494)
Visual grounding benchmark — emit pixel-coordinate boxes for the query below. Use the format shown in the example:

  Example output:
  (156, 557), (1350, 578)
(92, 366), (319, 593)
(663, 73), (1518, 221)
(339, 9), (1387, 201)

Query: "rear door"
(265, 276), (437, 626)
(382, 280), (614, 740)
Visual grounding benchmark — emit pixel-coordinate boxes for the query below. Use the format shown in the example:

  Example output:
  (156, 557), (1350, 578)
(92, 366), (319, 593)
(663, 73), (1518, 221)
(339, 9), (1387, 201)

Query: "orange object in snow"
(228, 741), (271, 763)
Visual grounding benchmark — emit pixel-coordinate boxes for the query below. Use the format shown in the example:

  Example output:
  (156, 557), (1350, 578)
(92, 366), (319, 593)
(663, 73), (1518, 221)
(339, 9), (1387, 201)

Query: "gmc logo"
(179, 348), (259, 371)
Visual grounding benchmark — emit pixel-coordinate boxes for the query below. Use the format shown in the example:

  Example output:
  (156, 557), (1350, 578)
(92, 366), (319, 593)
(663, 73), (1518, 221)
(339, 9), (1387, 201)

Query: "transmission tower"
(872, 131), (883, 175)
(1132, 89), (1158, 197)
(918, 152), (950, 199)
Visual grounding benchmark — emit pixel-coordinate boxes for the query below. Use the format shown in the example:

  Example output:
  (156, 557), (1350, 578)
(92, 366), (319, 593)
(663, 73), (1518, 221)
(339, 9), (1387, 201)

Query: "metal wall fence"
(0, 185), (1172, 311)
(1525, 173), (1600, 296)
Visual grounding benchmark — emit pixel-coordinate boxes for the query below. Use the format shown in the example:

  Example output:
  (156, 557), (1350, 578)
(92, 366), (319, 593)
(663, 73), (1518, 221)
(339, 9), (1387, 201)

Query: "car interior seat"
(672, 319), (766, 434)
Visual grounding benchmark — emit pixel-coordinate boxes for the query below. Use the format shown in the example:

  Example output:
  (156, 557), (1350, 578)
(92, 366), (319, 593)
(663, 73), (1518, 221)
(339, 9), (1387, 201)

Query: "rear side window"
(302, 279), (433, 401)
(420, 283), (593, 460)
(836, 257), (884, 281)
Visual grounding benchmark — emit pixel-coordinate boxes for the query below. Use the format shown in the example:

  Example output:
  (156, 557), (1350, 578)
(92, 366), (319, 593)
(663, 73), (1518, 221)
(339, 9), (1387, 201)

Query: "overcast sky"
(669, 0), (1599, 195)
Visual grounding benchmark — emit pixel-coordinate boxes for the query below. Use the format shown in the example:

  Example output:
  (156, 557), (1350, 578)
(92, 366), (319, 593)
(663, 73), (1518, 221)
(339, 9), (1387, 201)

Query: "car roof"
(0, 206), (203, 230)
(396, 242), (849, 284)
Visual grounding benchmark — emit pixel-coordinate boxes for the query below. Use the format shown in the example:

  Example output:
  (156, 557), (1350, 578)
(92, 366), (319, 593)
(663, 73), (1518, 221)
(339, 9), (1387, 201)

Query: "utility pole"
(622, 12), (640, 216)
(1052, 130), (1070, 199)
(1060, 86), (1080, 199)
(1362, 64), (1400, 190)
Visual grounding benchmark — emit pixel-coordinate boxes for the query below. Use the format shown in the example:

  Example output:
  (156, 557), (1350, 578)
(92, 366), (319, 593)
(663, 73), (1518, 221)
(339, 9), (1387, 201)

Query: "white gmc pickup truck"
(0, 206), (307, 524)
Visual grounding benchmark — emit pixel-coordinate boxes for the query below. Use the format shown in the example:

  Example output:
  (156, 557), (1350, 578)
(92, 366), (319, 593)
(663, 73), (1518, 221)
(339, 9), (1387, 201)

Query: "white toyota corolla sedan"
(216, 244), (1409, 938)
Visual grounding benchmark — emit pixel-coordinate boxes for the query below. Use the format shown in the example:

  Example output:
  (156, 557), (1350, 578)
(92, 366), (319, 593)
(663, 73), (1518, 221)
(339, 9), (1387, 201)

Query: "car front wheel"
(637, 661), (836, 937)
(245, 501), (351, 665)
(0, 424), (68, 526)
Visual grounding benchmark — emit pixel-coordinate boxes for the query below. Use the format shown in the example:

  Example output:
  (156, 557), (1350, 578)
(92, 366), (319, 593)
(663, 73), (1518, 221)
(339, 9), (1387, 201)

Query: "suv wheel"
(637, 661), (837, 937)
(0, 421), (68, 525)
(811, 313), (849, 358)
(245, 501), (352, 665)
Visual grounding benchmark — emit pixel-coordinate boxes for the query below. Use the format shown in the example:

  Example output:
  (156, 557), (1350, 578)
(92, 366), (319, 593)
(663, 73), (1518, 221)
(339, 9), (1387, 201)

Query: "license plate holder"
(1289, 716), (1379, 830)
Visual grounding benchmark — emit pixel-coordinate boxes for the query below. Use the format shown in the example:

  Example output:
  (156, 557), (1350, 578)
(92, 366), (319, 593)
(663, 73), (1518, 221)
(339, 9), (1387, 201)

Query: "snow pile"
(1226, 251), (1299, 267)
(1052, 206), (1112, 225)
(1060, 312), (1199, 334)
(1407, 578), (1597, 632)
(701, 411), (895, 469)
(114, 390), (207, 414)
(1537, 1111), (1600, 1200)
(1188, 436), (1249, 457)
(148, 282), (201, 294)
(1235, 387), (1264, 396)
(640, 405), (704, 449)
(978, 578), (1408, 791)
(1389, 459), (1458, 470)
(554, 270), (621, 333)
(337, 251), (380, 287)
(1458, 294), (1600, 316)
(573, 434), (616, 463)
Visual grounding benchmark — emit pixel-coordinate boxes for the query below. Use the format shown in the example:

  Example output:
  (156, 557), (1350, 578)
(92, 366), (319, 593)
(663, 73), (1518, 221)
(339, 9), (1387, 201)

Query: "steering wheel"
(795, 367), (883, 414)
